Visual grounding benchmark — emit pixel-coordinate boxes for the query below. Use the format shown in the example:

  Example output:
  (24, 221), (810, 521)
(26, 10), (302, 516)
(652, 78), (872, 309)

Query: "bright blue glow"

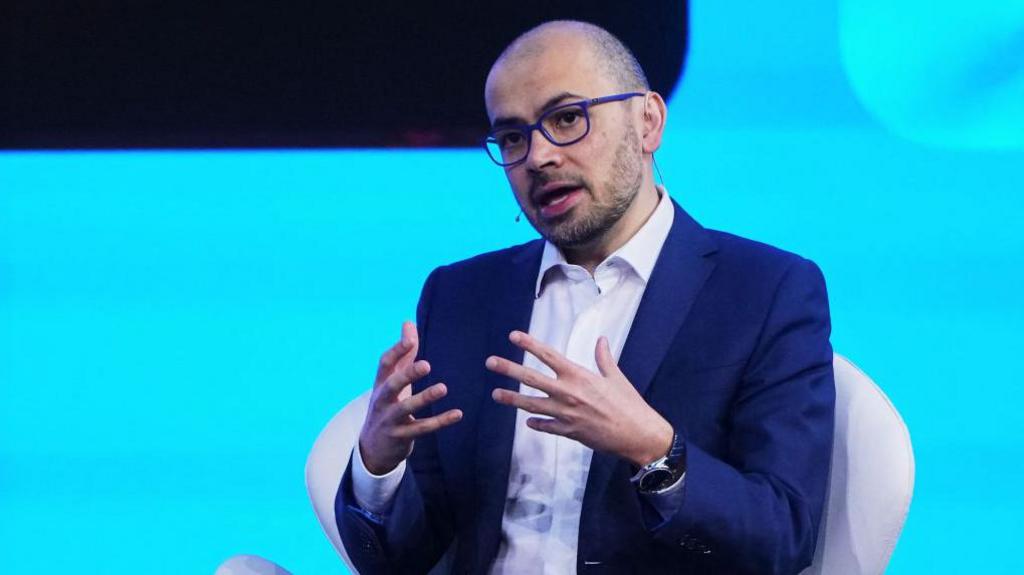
(2, 2), (1024, 573)
(840, 0), (1024, 148)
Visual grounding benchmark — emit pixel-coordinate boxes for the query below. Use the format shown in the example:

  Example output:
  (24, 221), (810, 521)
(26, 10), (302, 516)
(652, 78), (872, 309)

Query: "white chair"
(801, 354), (915, 575)
(301, 354), (914, 575)
(214, 554), (292, 575)
(305, 390), (372, 573)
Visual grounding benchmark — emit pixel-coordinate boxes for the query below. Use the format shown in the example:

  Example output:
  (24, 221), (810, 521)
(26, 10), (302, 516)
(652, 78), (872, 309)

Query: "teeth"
(542, 188), (575, 207)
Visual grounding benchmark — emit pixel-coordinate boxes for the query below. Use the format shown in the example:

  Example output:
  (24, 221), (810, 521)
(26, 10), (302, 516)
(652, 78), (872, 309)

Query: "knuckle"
(374, 405), (392, 422)
(386, 426), (407, 442)
(496, 361), (513, 377)
(560, 409), (576, 425)
(370, 394), (389, 413)
(407, 394), (424, 411)
(563, 392), (582, 408)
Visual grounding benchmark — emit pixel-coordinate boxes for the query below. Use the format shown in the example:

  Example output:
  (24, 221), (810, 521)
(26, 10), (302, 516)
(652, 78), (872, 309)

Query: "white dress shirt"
(351, 188), (683, 573)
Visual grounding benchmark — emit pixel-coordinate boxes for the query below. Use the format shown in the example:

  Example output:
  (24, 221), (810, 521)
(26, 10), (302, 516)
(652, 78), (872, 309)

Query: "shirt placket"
(544, 272), (605, 573)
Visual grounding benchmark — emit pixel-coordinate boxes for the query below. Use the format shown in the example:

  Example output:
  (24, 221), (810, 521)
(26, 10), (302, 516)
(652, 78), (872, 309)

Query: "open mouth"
(534, 185), (584, 219)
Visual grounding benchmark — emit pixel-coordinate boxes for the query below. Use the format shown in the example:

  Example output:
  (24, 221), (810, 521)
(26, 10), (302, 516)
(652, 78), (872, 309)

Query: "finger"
(383, 359), (431, 398)
(526, 416), (572, 438)
(485, 355), (560, 396)
(391, 382), (448, 419)
(492, 388), (559, 417)
(594, 336), (620, 378)
(401, 320), (419, 351)
(375, 321), (419, 383)
(391, 409), (463, 439)
(375, 338), (411, 383)
(509, 331), (576, 376)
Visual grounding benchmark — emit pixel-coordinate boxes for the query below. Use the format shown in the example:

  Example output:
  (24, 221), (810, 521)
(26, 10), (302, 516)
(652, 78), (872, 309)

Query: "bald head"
(488, 21), (649, 96)
(481, 20), (669, 260)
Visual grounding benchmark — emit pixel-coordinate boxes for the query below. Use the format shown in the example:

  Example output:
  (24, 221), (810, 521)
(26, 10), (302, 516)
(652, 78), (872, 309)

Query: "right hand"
(358, 321), (463, 475)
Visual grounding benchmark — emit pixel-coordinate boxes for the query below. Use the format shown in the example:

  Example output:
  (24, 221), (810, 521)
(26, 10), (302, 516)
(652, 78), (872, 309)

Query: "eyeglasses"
(483, 92), (645, 167)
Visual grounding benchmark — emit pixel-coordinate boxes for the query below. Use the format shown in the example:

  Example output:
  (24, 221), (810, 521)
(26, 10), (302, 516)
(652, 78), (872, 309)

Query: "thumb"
(594, 336), (619, 378)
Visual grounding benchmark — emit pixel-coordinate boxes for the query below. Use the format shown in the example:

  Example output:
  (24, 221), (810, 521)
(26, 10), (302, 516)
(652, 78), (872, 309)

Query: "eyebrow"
(491, 92), (585, 129)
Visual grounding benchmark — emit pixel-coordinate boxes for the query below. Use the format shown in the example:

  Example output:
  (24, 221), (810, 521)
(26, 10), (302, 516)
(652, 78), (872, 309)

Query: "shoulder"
(668, 201), (822, 288)
(706, 229), (824, 285)
(695, 229), (828, 320)
(708, 229), (808, 270)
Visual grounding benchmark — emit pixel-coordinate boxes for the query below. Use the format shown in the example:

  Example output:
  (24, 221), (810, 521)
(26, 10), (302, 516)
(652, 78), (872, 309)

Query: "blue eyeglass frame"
(483, 91), (646, 167)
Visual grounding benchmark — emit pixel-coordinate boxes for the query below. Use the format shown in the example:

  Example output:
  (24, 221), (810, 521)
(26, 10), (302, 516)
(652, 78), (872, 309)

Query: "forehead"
(484, 36), (614, 124)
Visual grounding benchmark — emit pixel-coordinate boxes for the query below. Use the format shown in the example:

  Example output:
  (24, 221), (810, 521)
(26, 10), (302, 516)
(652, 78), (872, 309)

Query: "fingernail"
(485, 356), (497, 369)
(492, 389), (502, 401)
(509, 331), (521, 342)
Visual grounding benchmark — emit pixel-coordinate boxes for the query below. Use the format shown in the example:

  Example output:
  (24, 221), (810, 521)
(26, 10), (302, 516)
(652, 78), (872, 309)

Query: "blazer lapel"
(618, 200), (718, 398)
(473, 239), (544, 568)
(579, 201), (719, 546)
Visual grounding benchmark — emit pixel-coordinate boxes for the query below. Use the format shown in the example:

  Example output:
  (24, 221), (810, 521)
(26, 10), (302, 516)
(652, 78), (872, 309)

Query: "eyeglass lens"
(486, 103), (590, 165)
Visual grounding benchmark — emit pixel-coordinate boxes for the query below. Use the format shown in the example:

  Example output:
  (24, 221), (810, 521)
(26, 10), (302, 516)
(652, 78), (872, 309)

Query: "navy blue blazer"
(337, 201), (835, 574)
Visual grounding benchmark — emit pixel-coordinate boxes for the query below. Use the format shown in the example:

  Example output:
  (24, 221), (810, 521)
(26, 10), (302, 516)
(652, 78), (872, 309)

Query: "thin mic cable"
(515, 210), (523, 223)
(652, 153), (666, 187)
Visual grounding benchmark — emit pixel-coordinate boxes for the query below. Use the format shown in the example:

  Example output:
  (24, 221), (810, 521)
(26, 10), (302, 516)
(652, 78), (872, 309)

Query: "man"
(336, 20), (835, 574)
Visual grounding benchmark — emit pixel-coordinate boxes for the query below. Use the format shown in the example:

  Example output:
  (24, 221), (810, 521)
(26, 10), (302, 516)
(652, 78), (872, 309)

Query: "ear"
(640, 91), (668, 154)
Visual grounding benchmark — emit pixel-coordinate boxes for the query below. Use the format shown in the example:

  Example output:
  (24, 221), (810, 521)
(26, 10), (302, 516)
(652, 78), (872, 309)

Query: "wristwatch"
(630, 429), (687, 495)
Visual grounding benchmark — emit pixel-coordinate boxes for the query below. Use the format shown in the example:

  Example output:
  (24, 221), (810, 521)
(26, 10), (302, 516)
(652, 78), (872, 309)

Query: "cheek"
(506, 171), (531, 205)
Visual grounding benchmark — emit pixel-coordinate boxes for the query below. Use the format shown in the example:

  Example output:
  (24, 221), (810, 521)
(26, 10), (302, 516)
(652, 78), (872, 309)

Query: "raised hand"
(358, 321), (463, 475)
(486, 330), (673, 467)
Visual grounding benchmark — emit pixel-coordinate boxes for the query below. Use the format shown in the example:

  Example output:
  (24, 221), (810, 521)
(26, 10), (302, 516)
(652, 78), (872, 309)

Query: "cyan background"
(2, 1), (1023, 572)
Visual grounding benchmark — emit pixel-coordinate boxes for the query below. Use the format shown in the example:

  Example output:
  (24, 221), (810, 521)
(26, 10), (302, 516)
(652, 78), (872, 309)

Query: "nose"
(523, 128), (563, 172)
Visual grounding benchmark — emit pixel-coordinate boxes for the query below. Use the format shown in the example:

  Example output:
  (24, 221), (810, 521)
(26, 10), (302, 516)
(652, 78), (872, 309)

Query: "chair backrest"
(801, 354), (915, 575)
(305, 389), (372, 573)
(306, 355), (915, 575)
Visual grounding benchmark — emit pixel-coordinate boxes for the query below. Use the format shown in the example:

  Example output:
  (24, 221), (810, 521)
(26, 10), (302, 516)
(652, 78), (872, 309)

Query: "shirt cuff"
(642, 472), (687, 524)
(350, 443), (407, 516)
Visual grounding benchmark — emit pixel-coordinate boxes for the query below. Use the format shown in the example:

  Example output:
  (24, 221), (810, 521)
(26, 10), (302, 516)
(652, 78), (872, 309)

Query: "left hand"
(485, 330), (673, 467)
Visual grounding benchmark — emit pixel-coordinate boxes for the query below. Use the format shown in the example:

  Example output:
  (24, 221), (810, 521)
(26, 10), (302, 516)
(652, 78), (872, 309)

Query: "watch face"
(640, 468), (673, 492)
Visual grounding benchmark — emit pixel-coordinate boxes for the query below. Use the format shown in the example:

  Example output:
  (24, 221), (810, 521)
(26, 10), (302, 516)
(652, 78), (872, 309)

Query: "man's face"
(485, 37), (645, 250)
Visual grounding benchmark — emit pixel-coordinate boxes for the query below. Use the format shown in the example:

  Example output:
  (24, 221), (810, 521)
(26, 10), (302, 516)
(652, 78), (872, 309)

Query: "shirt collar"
(534, 186), (675, 297)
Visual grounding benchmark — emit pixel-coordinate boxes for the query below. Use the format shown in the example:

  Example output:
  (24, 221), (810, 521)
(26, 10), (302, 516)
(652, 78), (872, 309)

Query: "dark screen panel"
(1, 1), (687, 149)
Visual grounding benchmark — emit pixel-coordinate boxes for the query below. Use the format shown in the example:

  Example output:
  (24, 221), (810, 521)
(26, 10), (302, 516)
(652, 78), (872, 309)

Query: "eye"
(554, 109), (582, 128)
(496, 130), (526, 149)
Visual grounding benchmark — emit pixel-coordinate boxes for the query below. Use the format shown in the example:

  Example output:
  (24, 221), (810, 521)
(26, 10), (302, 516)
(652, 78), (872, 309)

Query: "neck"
(562, 182), (661, 274)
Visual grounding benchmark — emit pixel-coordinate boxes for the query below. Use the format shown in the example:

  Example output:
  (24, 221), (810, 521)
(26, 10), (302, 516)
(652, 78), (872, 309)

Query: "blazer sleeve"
(335, 266), (457, 574)
(646, 257), (836, 575)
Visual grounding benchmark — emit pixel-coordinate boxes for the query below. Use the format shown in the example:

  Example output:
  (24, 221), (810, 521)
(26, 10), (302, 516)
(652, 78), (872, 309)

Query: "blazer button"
(679, 534), (710, 553)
